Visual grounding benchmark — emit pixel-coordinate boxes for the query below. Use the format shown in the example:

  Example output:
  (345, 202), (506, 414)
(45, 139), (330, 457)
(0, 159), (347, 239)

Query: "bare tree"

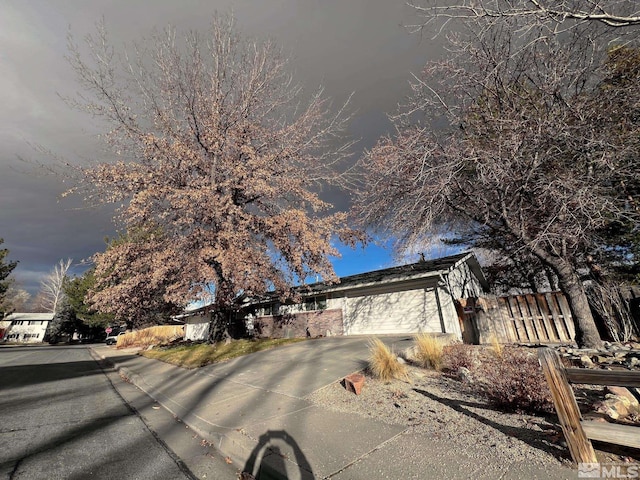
(409, 0), (640, 30)
(3, 286), (31, 313)
(38, 258), (72, 314)
(585, 280), (635, 342)
(63, 15), (356, 333)
(355, 14), (640, 347)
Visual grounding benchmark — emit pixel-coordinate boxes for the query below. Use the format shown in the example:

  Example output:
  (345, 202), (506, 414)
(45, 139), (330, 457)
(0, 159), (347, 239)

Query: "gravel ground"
(307, 364), (575, 468)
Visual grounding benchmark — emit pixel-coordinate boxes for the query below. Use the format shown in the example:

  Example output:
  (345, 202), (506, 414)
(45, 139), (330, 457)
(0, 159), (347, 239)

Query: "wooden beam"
(566, 369), (640, 388)
(538, 348), (597, 464)
(581, 422), (640, 449)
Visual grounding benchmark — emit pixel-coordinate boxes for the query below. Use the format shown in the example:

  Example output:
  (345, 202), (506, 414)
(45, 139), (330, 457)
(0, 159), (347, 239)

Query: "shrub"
(442, 343), (475, 373)
(368, 338), (407, 381)
(414, 333), (444, 371)
(116, 325), (184, 348)
(476, 347), (554, 414)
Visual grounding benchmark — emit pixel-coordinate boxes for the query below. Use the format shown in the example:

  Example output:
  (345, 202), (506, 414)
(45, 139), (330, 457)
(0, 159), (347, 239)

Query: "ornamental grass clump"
(414, 333), (444, 371)
(368, 338), (407, 381)
(489, 334), (504, 359)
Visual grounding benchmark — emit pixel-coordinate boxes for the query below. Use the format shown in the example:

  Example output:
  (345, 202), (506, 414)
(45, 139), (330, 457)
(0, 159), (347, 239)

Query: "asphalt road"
(0, 344), (205, 480)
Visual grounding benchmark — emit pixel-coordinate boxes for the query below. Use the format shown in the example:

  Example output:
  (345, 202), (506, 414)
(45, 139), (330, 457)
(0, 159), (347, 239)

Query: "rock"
(594, 398), (629, 420)
(626, 357), (640, 369)
(344, 373), (365, 395)
(583, 412), (608, 423)
(580, 355), (595, 368)
(606, 387), (640, 413)
(457, 367), (474, 384)
(403, 346), (417, 361)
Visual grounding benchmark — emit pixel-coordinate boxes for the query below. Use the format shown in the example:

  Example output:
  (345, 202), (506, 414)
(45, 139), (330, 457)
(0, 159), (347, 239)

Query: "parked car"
(105, 332), (125, 346)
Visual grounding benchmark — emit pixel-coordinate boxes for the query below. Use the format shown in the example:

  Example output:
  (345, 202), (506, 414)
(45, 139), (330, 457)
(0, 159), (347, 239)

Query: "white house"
(246, 252), (489, 340)
(177, 252), (489, 342)
(181, 310), (211, 341)
(2, 313), (55, 343)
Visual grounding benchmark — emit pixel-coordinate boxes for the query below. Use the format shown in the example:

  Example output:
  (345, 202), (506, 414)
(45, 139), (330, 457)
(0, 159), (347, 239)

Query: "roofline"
(318, 268), (448, 294)
(241, 251), (489, 306)
(4, 312), (55, 320)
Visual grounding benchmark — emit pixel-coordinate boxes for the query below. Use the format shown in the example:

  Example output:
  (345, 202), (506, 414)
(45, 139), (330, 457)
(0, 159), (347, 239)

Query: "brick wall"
(253, 308), (344, 339)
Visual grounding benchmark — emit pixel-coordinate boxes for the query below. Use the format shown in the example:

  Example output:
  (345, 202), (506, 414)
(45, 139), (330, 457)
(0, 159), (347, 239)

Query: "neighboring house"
(178, 252), (489, 342)
(180, 309), (212, 341)
(2, 313), (55, 343)
(0, 319), (11, 340)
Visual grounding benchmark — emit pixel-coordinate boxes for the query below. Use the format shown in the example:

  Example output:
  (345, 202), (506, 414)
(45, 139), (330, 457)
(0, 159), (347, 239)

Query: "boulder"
(605, 386), (640, 414)
(457, 366), (474, 384)
(580, 355), (595, 368)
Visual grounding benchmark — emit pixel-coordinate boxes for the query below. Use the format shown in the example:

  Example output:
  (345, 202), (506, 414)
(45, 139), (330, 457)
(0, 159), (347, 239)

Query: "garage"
(342, 287), (443, 335)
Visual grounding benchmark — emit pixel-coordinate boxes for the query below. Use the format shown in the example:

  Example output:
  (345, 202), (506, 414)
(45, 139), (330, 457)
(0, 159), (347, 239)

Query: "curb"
(89, 347), (258, 471)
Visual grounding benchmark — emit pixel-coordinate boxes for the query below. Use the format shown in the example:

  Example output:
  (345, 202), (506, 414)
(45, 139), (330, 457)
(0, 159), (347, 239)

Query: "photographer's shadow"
(241, 430), (314, 480)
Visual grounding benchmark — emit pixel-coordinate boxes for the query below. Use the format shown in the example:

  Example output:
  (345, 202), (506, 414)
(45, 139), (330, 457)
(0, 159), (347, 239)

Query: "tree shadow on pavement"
(241, 430), (314, 480)
(413, 388), (571, 463)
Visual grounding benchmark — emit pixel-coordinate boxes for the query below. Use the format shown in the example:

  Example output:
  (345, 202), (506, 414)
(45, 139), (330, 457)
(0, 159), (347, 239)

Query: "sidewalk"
(91, 341), (578, 480)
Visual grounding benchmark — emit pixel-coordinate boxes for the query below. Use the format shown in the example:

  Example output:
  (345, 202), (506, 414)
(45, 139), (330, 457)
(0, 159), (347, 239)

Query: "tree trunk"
(552, 258), (603, 349)
(208, 307), (231, 344)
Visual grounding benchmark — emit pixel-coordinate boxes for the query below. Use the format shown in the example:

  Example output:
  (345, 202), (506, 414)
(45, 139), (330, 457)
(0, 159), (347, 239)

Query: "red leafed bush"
(476, 347), (554, 414)
(443, 343), (475, 373)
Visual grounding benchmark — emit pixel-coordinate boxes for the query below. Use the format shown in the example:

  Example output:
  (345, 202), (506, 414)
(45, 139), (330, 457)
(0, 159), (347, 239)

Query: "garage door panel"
(345, 289), (440, 335)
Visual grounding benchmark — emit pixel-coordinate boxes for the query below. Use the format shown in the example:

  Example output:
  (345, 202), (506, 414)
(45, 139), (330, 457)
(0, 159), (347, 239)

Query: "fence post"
(538, 348), (597, 464)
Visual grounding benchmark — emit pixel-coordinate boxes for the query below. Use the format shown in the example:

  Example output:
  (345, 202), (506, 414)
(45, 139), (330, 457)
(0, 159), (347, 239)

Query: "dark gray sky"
(0, 0), (444, 295)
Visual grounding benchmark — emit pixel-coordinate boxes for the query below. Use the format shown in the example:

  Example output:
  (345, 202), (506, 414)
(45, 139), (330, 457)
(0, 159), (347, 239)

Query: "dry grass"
(489, 334), (504, 359)
(140, 338), (306, 368)
(116, 325), (185, 349)
(368, 338), (407, 381)
(414, 333), (444, 371)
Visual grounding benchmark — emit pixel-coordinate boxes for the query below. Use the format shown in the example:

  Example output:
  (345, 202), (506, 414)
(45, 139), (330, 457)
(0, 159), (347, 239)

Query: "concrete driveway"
(197, 334), (414, 398)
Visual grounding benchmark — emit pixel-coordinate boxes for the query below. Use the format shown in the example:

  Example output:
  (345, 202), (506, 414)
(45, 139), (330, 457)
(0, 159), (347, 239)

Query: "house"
(179, 252), (489, 342)
(1, 313), (55, 343)
(248, 252), (489, 339)
(180, 309), (212, 341)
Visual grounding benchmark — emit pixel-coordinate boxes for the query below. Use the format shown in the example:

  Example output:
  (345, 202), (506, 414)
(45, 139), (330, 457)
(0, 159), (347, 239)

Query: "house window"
(304, 296), (327, 311)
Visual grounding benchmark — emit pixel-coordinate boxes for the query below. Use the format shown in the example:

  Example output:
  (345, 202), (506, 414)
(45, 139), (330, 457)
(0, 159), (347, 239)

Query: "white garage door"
(344, 288), (439, 335)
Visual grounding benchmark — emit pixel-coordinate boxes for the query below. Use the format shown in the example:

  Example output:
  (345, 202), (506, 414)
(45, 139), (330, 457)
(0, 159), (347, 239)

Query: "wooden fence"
(461, 292), (575, 344)
(538, 348), (640, 464)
